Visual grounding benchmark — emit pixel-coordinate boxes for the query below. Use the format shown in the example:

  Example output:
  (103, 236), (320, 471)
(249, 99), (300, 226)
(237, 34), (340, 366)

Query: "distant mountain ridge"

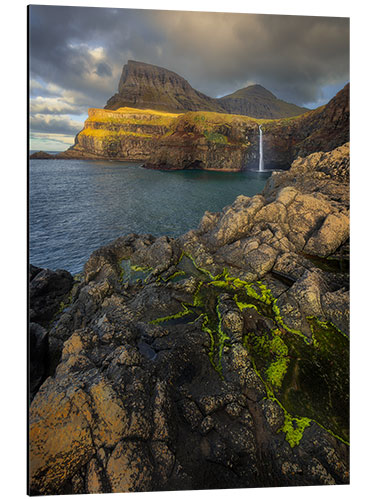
(105, 60), (309, 119)
(218, 84), (309, 119)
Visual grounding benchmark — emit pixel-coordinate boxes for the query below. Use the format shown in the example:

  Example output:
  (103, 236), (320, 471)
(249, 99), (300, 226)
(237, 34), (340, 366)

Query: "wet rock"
(151, 441), (175, 486)
(86, 457), (106, 494)
(178, 399), (203, 430)
(287, 270), (329, 319)
(197, 210), (221, 234)
(132, 235), (177, 272)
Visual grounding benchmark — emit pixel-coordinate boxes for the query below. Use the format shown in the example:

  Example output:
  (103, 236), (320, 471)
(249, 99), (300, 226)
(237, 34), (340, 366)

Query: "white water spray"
(258, 125), (264, 171)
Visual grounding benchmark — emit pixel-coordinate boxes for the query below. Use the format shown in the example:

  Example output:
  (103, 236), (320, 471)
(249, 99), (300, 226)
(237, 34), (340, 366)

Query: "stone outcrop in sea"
(29, 143), (350, 495)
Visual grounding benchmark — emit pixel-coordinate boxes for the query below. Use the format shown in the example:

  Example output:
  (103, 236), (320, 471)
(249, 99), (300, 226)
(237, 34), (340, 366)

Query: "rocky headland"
(29, 142), (350, 495)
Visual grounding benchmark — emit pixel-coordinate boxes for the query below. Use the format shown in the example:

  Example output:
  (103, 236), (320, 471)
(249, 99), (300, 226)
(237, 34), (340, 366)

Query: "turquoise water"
(29, 159), (271, 274)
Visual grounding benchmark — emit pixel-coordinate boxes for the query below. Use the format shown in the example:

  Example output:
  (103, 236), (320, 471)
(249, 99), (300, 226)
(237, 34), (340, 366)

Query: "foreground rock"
(29, 144), (349, 494)
(29, 265), (74, 400)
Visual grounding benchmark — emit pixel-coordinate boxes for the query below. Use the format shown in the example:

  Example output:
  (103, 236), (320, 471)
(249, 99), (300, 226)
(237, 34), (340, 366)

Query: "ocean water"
(29, 158), (271, 274)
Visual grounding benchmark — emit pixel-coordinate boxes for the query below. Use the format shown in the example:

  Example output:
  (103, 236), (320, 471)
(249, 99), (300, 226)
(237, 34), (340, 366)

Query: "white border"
(1, 1), (374, 499)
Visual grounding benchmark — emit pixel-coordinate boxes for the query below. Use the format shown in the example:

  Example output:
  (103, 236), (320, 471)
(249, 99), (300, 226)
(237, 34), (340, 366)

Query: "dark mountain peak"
(105, 60), (309, 119)
(106, 60), (222, 113)
(118, 60), (189, 94)
(226, 84), (277, 100)
(218, 83), (308, 119)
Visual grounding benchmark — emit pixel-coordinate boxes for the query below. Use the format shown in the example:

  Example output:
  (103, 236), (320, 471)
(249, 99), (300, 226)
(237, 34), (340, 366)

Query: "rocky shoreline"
(29, 143), (350, 494)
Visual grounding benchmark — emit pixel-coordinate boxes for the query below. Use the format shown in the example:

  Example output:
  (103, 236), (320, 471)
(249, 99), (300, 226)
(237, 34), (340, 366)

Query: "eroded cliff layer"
(29, 143), (349, 495)
(58, 107), (181, 160)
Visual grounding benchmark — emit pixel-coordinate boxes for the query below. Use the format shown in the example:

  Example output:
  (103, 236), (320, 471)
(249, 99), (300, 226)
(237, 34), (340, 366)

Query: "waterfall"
(258, 125), (264, 171)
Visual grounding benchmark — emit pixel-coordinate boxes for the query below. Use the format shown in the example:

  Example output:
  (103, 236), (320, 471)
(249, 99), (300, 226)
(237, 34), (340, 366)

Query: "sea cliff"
(29, 142), (349, 494)
(33, 83), (348, 171)
(57, 107), (181, 161)
(30, 58), (349, 172)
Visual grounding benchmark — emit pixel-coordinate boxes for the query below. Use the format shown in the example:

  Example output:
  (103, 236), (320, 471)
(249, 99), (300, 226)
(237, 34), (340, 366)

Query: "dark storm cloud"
(29, 5), (349, 116)
(95, 62), (113, 77)
(29, 6), (165, 108)
(149, 11), (349, 104)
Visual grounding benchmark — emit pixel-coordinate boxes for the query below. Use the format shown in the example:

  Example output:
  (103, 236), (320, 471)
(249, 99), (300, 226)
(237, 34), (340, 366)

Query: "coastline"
(29, 142), (350, 494)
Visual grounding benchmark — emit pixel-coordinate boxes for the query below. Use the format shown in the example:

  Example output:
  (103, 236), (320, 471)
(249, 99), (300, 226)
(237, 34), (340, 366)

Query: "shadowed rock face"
(29, 266), (74, 401)
(29, 143), (349, 495)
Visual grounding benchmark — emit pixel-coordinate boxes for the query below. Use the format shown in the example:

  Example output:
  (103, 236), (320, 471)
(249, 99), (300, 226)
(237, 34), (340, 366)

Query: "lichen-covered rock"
(304, 212), (349, 257)
(29, 374), (96, 494)
(207, 195), (264, 247)
(106, 441), (153, 492)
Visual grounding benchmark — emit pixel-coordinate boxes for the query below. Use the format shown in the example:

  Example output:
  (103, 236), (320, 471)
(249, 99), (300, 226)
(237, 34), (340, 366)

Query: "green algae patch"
(265, 336), (290, 389)
(244, 317), (349, 443)
(162, 270), (186, 283)
(149, 303), (194, 325)
(244, 329), (290, 391)
(272, 319), (348, 443)
(120, 259), (152, 284)
(215, 270), (349, 445)
(144, 255), (349, 445)
(281, 413), (311, 448)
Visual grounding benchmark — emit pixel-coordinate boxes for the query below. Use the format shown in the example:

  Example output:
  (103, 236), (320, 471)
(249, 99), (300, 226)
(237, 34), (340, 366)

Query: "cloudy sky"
(29, 5), (349, 151)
